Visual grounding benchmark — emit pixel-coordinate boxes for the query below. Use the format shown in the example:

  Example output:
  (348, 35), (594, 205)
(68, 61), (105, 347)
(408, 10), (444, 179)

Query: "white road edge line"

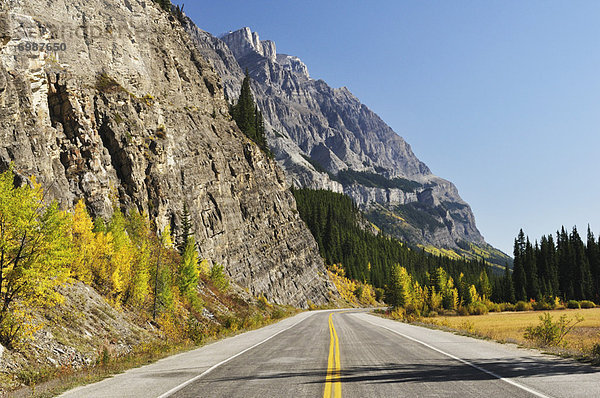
(156, 312), (315, 398)
(356, 313), (554, 398)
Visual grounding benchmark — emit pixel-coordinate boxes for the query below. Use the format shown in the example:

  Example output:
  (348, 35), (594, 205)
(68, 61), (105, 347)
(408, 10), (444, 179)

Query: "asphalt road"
(60, 310), (600, 398)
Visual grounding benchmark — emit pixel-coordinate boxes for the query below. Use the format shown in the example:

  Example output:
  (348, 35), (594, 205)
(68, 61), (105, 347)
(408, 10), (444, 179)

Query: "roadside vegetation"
(411, 308), (600, 362)
(0, 168), (296, 395)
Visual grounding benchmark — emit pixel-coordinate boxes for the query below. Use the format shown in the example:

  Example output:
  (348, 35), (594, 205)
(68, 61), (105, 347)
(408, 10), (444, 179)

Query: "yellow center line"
(324, 313), (342, 398)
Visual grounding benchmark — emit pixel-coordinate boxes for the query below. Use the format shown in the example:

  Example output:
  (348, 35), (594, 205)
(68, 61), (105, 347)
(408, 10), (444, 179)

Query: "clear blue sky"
(173, 0), (600, 255)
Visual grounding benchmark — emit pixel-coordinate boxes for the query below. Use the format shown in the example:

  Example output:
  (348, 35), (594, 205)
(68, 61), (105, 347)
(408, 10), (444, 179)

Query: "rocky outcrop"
(0, 1), (336, 307)
(185, 25), (494, 251)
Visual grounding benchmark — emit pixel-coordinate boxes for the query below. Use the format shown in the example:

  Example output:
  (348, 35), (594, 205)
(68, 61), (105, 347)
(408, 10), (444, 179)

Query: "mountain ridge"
(185, 24), (509, 264)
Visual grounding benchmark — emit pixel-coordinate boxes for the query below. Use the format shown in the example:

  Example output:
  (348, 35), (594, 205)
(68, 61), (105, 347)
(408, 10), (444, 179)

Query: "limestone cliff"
(0, 0), (336, 307)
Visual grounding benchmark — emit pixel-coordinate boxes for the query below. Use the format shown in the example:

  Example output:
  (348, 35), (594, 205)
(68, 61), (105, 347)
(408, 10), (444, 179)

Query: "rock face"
(186, 25), (500, 253)
(0, 1), (336, 307)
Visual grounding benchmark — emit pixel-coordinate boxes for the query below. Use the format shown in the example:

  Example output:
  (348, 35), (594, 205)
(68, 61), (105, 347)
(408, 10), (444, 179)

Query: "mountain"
(0, 0), (335, 307)
(183, 24), (510, 267)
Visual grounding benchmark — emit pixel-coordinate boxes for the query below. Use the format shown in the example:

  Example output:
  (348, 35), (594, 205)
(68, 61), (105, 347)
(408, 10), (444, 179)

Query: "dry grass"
(420, 308), (600, 356)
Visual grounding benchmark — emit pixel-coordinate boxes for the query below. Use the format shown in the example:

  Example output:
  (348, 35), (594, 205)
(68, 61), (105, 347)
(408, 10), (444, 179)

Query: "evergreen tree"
(503, 265), (516, 303)
(524, 238), (540, 300)
(231, 70), (270, 154)
(292, 188), (499, 294)
(557, 227), (573, 299)
(232, 70), (257, 140)
(512, 233), (527, 301)
(178, 203), (192, 255)
(587, 227), (600, 302)
(571, 227), (592, 300)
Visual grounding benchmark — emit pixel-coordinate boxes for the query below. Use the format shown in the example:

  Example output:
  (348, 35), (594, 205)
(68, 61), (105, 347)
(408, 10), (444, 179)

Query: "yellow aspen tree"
(0, 170), (73, 347)
(124, 211), (151, 306)
(71, 200), (95, 284)
(107, 209), (134, 303)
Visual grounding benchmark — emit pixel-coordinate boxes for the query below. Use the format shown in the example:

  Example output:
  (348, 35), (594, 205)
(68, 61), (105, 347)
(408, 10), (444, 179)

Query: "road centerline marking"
(357, 314), (554, 398)
(324, 313), (342, 398)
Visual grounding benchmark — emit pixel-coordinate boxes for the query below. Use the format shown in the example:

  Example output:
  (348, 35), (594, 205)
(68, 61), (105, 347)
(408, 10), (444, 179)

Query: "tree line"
(291, 188), (499, 298)
(512, 227), (600, 303)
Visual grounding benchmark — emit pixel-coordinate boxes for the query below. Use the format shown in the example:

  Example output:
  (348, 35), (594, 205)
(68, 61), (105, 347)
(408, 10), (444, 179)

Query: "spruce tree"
(232, 70), (270, 154)
(571, 227), (592, 300)
(524, 238), (540, 300)
(503, 265), (516, 303)
(587, 226), (600, 302)
(178, 204), (192, 255)
(557, 227), (573, 299)
(512, 233), (527, 301)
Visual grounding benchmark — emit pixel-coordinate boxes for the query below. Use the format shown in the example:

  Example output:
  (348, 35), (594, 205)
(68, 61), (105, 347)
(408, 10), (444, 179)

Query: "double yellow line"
(324, 313), (341, 398)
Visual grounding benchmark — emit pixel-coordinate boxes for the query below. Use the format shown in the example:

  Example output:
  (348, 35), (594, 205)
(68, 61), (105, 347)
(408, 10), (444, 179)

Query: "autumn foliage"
(0, 169), (213, 347)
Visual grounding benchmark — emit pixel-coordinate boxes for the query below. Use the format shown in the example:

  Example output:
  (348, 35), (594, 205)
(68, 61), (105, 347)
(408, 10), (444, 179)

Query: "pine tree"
(512, 233), (527, 301)
(232, 70), (269, 153)
(178, 204), (192, 255)
(587, 226), (600, 302)
(503, 265), (516, 303)
(557, 227), (573, 299)
(571, 227), (592, 300)
(524, 238), (540, 300)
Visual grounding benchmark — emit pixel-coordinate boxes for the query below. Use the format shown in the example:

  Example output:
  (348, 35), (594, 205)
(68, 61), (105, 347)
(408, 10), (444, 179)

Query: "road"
(60, 310), (600, 398)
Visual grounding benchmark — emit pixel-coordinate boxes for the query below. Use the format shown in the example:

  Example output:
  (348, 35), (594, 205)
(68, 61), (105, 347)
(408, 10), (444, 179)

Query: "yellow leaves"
(198, 259), (211, 275)
(0, 169), (74, 346)
(327, 265), (377, 306)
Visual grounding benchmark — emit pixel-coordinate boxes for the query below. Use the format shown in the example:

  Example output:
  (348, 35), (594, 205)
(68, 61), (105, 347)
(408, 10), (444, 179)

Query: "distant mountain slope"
(183, 23), (510, 266)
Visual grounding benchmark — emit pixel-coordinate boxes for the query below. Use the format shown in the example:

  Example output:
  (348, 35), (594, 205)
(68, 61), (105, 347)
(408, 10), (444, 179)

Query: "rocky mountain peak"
(222, 28), (310, 79)
(222, 27), (277, 63)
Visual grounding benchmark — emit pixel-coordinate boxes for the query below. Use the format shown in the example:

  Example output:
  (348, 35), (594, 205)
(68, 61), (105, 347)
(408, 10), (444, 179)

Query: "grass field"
(420, 308), (600, 357)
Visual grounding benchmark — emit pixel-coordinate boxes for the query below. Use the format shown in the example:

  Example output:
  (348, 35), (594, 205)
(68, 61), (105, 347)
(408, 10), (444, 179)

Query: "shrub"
(591, 343), (600, 359)
(375, 288), (385, 302)
(580, 300), (595, 309)
(524, 312), (584, 346)
(185, 317), (204, 344)
(499, 302), (515, 312)
(567, 300), (581, 309)
(271, 307), (286, 320)
(389, 307), (405, 320)
(515, 301), (532, 311)
(467, 302), (489, 315)
(532, 300), (553, 311)
(257, 295), (272, 310)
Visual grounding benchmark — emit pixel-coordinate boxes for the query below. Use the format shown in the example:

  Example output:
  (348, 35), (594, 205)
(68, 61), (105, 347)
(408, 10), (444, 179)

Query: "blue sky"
(172, 1), (600, 255)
